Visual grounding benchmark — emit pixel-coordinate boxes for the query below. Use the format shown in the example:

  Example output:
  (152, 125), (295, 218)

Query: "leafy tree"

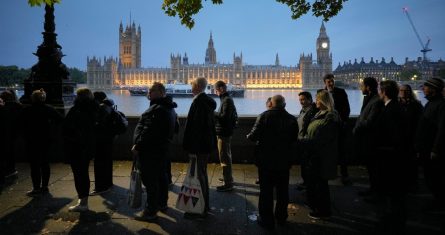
(68, 67), (87, 84)
(28, 0), (348, 29)
(162, 0), (348, 28)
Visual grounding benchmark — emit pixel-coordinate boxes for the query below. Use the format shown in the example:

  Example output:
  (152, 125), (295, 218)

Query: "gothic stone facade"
(87, 22), (332, 89)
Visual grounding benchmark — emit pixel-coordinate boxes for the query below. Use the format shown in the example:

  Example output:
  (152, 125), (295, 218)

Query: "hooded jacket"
(133, 96), (178, 155)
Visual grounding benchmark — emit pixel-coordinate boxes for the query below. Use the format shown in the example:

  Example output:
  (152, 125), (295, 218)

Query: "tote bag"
(127, 159), (142, 208)
(175, 154), (205, 214)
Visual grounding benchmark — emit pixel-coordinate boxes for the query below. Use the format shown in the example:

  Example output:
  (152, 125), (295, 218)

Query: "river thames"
(105, 89), (428, 117)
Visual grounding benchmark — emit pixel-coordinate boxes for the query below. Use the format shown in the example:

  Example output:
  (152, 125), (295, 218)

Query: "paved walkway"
(0, 162), (444, 234)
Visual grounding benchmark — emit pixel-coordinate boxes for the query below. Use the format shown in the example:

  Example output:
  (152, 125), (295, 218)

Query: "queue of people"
(0, 74), (444, 233)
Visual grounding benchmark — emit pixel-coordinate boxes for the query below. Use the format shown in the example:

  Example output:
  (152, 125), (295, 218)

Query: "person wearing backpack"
(132, 82), (178, 222)
(214, 80), (238, 192)
(90, 91), (125, 196)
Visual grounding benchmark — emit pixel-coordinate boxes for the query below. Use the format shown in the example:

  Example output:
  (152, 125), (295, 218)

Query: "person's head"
(75, 88), (94, 103)
(316, 90), (334, 111)
(379, 80), (399, 101)
(323, 74), (335, 91)
(31, 89), (46, 104)
(298, 91), (313, 108)
(149, 82), (166, 100)
(93, 91), (107, 103)
(423, 77), (444, 98)
(271, 95), (286, 109)
(399, 84), (417, 102)
(361, 77), (378, 95)
(214, 80), (227, 96)
(266, 97), (272, 109)
(191, 77), (207, 96)
(0, 90), (15, 103)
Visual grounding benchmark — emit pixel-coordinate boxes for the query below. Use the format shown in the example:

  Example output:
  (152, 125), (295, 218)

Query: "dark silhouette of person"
(21, 89), (63, 196)
(415, 77), (445, 209)
(63, 88), (98, 212)
(398, 84), (423, 192)
(214, 80), (238, 192)
(90, 91), (115, 195)
(247, 95), (298, 229)
(182, 77), (217, 219)
(321, 74), (351, 185)
(0, 90), (23, 179)
(296, 91), (319, 191)
(353, 77), (383, 199)
(132, 82), (178, 222)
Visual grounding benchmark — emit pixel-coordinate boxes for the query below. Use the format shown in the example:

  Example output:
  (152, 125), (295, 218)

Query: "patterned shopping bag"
(175, 154), (205, 214)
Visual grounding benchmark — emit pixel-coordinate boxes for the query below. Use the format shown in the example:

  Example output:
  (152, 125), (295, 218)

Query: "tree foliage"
(28, 0), (60, 7)
(162, 0), (348, 29)
(0, 66), (86, 86)
(400, 69), (421, 81)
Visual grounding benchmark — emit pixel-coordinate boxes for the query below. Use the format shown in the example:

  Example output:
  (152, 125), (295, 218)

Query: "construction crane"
(402, 7), (431, 62)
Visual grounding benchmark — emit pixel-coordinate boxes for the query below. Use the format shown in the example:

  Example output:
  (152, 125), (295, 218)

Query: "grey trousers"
(217, 136), (233, 185)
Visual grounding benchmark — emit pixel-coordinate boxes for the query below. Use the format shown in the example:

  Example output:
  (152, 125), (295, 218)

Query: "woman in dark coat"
(63, 88), (98, 212)
(21, 89), (63, 196)
(301, 90), (340, 219)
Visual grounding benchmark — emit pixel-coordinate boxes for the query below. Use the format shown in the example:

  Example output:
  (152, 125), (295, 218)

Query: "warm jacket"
(415, 95), (445, 154)
(21, 103), (63, 147)
(246, 107), (299, 170)
(302, 110), (340, 180)
(183, 92), (217, 154)
(63, 99), (98, 162)
(133, 96), (178, 155)
(215, 92), (237, 137)
(298, 103), (319, 138)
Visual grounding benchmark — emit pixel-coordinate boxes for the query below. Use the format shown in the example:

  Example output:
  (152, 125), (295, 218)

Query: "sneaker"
(26, 189), (41, 197)
(308, 212), (330, 220)
(135, 210), (158, 222)
(40, 187), (49, 194)
(68, 204), (88, 212)
(89, 187), (112, 196)
(216, 184), (233, 192)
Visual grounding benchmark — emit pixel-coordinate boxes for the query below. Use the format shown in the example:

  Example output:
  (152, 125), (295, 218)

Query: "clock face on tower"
(321, 42), (328, 49)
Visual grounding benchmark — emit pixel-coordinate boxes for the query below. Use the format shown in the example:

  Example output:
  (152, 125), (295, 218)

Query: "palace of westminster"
(87, 22), (332, 89)
(87, 21), (444, 90)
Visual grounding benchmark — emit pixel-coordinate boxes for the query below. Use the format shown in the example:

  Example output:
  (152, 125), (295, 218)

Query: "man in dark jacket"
(353, 77), (383, 198)
(247, 95), (298, 229)
(214, 80), (237, 192)
(321, 74), (351, 185)
(132, 82), (178, 221)
(415, 77), (445, 207)
(296, 91), (318, 190)
(183, 77), (217, 218)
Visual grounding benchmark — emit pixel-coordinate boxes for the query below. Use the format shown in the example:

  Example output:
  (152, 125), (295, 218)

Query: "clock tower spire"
(316, 21), (332, 74)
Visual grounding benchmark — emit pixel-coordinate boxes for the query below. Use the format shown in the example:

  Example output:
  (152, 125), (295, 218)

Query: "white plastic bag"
(175, 154), (205, 214)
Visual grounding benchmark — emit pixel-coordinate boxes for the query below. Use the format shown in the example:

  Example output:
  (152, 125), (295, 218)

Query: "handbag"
(127, 158), (142, 208)
(175, 154), (205, 214)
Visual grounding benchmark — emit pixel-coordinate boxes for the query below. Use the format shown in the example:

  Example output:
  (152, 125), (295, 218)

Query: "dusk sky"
(1, 0), (444, 70)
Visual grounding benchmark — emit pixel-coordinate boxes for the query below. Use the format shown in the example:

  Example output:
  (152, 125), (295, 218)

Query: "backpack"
(110, 108), (128, 135)
(231, 107), (239, 129)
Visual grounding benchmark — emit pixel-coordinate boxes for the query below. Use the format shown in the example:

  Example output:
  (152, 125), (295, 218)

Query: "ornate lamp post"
(20, 4), (75, 112)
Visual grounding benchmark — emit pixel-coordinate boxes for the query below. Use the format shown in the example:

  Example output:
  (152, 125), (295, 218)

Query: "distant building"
(87, 21), (332, 89)
(334, 57), (401, 87)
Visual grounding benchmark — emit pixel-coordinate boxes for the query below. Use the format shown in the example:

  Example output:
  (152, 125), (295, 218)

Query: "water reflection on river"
(106, 89), (428, 117)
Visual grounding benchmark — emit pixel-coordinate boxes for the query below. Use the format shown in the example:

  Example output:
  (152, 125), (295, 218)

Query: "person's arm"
(246, 112), (265, 142)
